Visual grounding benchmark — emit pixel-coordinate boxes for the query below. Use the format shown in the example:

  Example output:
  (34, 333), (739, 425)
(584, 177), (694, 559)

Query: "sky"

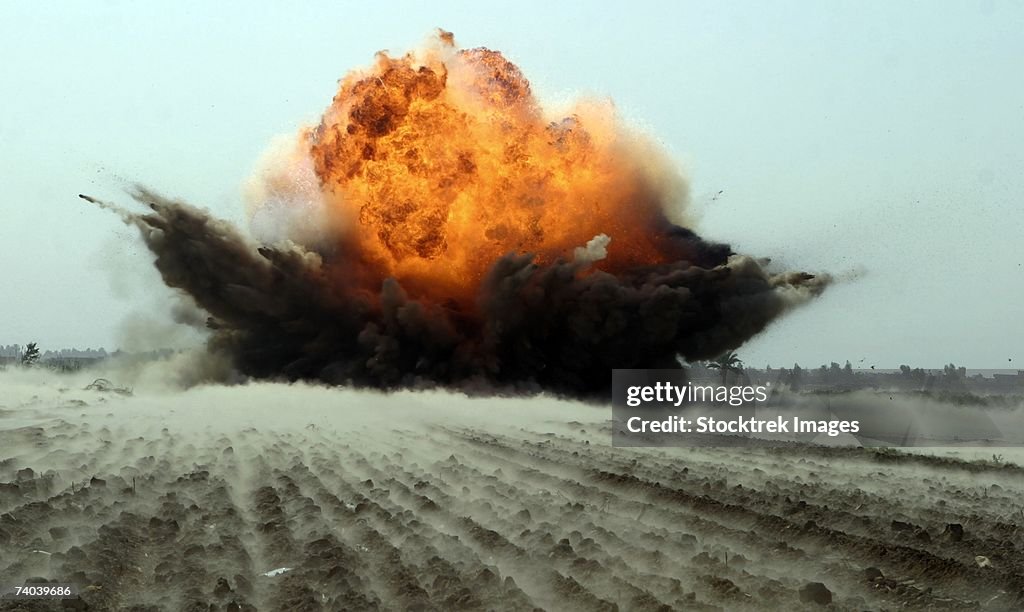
(1, 0), (1021, 369)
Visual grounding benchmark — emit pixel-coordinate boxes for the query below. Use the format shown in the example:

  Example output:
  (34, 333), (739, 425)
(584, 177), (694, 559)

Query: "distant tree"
(21, 342), (40, 366)
(941, 363), (967, 389)
(943, 363), (966, 379)
(791, 363), (804, 391)
(706, 351), (744, 385)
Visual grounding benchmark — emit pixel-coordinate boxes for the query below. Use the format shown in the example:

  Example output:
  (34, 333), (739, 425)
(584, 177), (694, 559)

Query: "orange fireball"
(255, 30), (696, 304)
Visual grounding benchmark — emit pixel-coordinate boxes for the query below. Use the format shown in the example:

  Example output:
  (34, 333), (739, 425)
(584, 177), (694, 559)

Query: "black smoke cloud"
(83, 188), (827, 398)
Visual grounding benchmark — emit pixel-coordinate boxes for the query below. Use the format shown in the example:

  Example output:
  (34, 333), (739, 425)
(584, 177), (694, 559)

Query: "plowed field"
(2, 381), (1022, 610)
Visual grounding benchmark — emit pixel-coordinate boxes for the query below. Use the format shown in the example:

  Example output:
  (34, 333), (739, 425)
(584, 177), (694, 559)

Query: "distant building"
(992, 371), (1024, 391)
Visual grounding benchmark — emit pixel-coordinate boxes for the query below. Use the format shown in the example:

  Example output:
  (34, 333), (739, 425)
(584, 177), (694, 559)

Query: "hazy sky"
(1, 1), (1021, 368)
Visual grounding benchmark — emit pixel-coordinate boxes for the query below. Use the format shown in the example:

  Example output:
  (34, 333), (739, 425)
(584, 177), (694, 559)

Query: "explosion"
(302, 35), (703, 301)
(87, 30), (828, 397)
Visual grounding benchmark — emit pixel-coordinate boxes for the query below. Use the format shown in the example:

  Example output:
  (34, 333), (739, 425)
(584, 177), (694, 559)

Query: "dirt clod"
(799, 582), (832, 606)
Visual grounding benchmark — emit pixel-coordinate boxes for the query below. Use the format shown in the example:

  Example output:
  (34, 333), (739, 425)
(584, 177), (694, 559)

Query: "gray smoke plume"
(81, 188), (827, 398)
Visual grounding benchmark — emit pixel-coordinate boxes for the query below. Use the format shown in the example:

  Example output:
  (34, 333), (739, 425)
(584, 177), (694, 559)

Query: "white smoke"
(573, 234), (611, 264)
(244, 134), (333, 249)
